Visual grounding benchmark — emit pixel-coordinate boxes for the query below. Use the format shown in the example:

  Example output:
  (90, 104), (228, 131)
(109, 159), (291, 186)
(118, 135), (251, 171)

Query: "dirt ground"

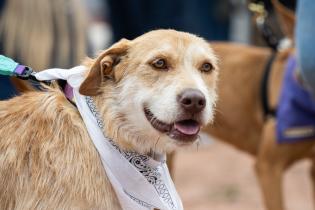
(173, 140), (313, 210)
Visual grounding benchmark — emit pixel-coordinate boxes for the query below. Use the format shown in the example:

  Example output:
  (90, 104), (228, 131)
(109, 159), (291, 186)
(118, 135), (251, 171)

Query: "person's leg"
(296, 0), (315, 94)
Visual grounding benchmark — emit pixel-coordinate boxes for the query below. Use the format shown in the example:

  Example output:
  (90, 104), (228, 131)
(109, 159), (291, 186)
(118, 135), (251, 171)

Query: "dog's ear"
(79, 39), (130, 96)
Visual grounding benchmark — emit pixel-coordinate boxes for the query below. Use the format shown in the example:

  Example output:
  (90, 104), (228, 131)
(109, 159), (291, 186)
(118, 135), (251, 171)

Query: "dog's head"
(80, 29), (218, 154)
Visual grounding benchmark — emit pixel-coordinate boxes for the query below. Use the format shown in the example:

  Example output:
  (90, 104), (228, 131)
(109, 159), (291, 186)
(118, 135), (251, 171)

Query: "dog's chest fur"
(0, 89), (121, 209)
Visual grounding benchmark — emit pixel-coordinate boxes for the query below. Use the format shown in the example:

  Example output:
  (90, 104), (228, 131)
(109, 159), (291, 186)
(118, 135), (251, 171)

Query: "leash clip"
(15, 66), (36, 80)
(16, 66), (51, 86)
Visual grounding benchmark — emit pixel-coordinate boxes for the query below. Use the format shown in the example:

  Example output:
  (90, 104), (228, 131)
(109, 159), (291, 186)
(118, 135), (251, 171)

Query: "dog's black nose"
(178, 88), (206, 114)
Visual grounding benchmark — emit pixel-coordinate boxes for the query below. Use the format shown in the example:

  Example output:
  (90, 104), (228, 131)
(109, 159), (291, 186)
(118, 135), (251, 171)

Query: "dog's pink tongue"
(174, 120), (200, 135)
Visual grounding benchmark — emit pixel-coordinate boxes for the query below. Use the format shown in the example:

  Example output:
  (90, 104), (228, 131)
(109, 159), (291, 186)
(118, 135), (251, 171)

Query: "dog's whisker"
(211, 108), (225, 127)
(153, 136), (161, 157)
(150, 116), (158, 125)
(196, 135), (201, 151)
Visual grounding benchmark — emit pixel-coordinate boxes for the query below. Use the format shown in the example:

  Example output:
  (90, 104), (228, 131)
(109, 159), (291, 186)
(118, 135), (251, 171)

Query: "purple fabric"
(14, 65), (26, 75)
(276, 56), (315, 143)
(63, 83), (74, 101)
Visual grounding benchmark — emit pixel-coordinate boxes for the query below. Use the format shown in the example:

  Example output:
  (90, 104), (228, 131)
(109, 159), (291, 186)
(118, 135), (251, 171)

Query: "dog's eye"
(151, 58), (168, 70)
(200, 62), (214, 73)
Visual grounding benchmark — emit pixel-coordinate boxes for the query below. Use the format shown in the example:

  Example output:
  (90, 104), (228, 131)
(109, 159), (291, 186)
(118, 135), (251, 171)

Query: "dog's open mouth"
(144, 108), (200, 142)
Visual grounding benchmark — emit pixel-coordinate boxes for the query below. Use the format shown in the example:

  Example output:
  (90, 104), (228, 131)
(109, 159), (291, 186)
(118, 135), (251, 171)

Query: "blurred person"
(276, 0), (315, 142)
(229, 0), (252, 44)
(0, 0), (88, 99)
(84, 0), (112, 52)
(295, 0), (315, 94)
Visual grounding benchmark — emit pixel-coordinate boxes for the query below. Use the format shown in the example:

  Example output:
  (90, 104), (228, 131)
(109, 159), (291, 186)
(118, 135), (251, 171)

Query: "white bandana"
(35, 66), (183, 210)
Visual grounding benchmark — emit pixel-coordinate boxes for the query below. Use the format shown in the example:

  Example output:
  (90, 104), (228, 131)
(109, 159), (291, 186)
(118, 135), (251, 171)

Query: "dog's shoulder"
(0, 87), (119, 209)
(0, 87), (85, 162)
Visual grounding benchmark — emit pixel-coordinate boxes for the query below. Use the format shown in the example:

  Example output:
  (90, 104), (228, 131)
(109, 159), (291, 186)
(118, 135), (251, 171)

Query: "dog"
(205, 42), (315, 210)
(0, 29), (219, 209)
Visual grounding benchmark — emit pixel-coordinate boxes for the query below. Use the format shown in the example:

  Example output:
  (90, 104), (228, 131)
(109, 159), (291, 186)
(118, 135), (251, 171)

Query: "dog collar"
(35, 66), (183, 210)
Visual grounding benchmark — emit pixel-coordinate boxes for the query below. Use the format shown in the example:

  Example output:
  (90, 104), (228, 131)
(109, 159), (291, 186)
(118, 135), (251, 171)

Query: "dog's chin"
(144, 107), (201, 144)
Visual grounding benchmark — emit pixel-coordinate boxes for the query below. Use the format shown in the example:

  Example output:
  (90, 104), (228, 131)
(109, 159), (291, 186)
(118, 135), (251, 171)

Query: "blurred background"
(1, 0), (311, 210)
(0, 0), (285, 97)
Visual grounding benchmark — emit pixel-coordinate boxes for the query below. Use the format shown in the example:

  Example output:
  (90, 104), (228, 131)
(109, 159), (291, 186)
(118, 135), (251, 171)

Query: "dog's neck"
(90, 92), (158, 156)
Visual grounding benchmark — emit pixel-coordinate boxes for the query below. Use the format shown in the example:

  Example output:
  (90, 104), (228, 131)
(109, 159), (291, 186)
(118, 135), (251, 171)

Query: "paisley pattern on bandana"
(124, 190), (155, 209)
(85, 96), (176, 209)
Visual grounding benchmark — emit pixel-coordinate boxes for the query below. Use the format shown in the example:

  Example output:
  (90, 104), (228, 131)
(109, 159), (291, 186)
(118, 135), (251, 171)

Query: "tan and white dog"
(0, 29), (218, 209)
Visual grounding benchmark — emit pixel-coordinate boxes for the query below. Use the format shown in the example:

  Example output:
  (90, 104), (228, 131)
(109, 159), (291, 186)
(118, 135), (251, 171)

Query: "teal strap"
(0, 55), (19, 76)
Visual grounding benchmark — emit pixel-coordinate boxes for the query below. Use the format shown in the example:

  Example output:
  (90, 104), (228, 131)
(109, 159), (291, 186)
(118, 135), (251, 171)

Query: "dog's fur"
(0, 30), (218, 209)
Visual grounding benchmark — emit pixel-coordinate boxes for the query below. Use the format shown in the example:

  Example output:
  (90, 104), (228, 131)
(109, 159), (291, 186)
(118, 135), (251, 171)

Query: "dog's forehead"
(131, 30), (214, 60)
